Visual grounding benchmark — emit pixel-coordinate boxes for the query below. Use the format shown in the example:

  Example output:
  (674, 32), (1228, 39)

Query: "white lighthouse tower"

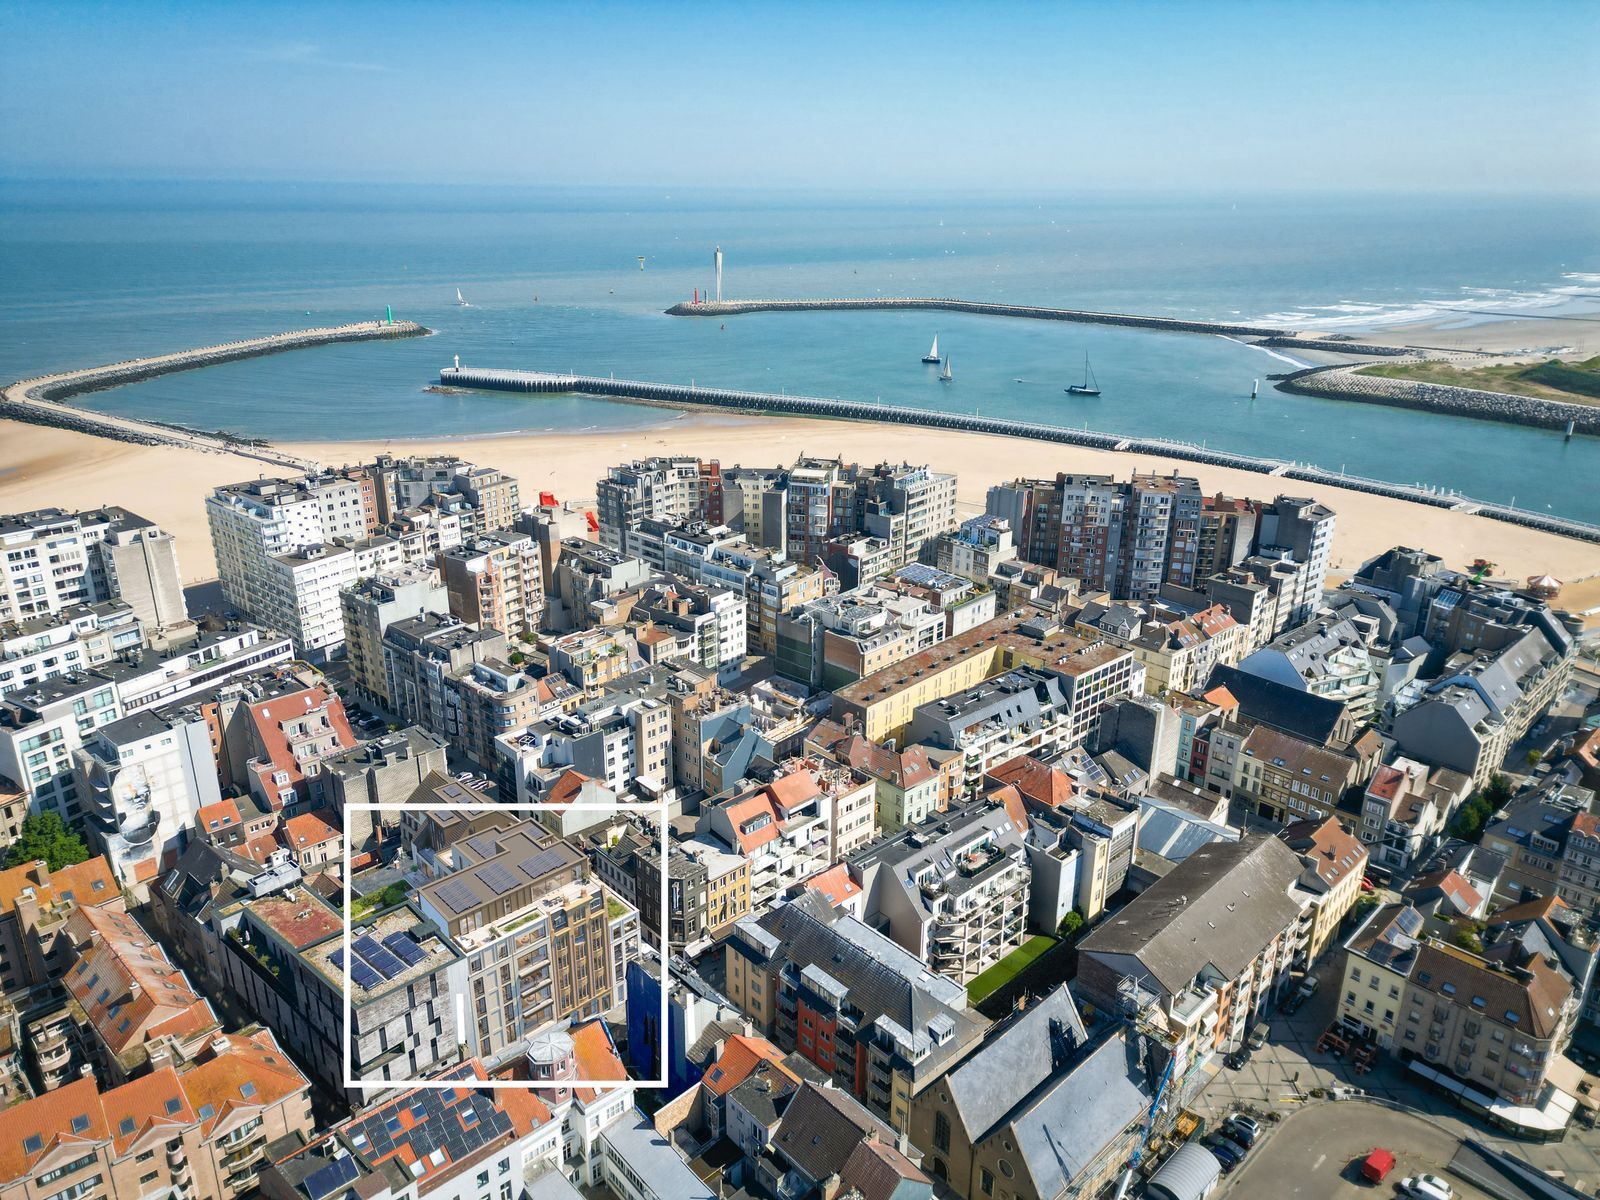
(714, 246), (724, 303)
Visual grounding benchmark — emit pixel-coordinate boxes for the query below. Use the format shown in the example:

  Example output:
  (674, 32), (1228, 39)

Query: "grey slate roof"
(1206, 664), (1347, 744)
(944, 986), (1088, 1142)
(771, 1083), (896, 1184)
(1079, 837), (1305, 995)
(1009, 1029), (1150, 1199)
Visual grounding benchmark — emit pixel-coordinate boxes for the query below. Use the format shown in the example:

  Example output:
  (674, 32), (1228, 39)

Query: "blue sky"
(2, 0), (1596, 191)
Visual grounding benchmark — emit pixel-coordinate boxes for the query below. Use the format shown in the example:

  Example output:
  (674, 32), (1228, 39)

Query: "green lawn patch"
(967, 934), (1056, 1004)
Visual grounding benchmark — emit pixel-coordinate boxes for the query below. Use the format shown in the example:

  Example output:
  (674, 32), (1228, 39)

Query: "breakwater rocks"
(1276, 363), (1600, 436)
(3, 320), (428, 469)
(1254, 336), (1411, 357)
(441, 366), (1600, 545)
(665, 297), (1291, 339)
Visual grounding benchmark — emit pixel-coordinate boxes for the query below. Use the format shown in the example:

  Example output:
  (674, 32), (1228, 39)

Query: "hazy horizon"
(3, 0), (1596, 193)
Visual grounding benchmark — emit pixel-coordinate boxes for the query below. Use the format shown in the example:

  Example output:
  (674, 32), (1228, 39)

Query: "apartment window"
(981, 1170), (994, 1196)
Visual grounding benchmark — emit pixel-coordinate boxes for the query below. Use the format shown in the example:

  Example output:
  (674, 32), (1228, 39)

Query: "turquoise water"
(1, 181), (1597, 520)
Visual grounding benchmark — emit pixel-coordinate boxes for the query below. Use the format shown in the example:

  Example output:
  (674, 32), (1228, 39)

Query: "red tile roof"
(0, 1076), (109, 1179)
(804, 864), (863, 909)
(178, 1029), (308, 1138)
(984, 755), (1074, 809)
(282, 809), (342, 849)
(64, 906), (214, 1061)
(0, 856), (117, 917)
(196, 798), (242, 835)
(702, 1034), (790, 1098)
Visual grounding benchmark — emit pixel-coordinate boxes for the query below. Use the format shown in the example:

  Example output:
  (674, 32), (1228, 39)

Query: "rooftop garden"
(966, 934), (1056, 1005)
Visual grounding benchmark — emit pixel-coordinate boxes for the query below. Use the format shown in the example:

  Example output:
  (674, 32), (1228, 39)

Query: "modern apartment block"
(848, 800), (1031, 982)
(597, 457), (718, 549)
(440, 530), (546, 638)
(0, 506), (186, 633)
(498, 673), (672, 800)
(414, 821), (618, 1062)
(723, 891), (989, 1131)
(339, 565), (450, 709)
(0, 602), (146, 699)
(1254, 496), (1336, 626)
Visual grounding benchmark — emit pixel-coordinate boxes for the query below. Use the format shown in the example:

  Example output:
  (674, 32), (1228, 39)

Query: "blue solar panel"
(353, 935), (408, 979)
(383, 932), (427, 966)
(302, 1153), (359, 1200)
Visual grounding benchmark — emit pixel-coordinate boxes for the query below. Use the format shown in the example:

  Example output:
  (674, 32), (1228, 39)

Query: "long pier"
(439, 365), (1600, 545)
(3, 320), (428, 469)
(665, 297), (1294, 339)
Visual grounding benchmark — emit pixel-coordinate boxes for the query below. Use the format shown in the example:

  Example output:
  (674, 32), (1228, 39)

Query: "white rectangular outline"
(341, 801), (669, 1090)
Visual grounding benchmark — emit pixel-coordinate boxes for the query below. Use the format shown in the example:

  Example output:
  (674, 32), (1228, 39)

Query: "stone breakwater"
(440, 366), (1600, 545)
(1255, 337), (1411, 357)
(665, 297), (1294, 339)
(2, 320), (429, 469)
(1276, 363), (1600, 436)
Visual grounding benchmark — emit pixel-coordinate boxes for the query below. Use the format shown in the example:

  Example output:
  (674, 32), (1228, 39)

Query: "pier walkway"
(439, 365), (1600, 545)
(665, 297), (1293, 338)
(2, 320), (429, 470)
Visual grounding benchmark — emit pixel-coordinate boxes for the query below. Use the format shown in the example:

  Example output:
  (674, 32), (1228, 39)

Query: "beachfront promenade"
(2, 320), (428, 469)
(438, 364), (1600, 545)
(665, 296), (1294, 338)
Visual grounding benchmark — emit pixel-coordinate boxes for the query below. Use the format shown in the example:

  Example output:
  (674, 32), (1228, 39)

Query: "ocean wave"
(1253, 277), (1600, 331)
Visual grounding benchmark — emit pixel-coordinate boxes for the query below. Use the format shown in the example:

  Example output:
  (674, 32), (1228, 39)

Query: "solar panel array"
(384, 931), (427, 965)
(302, 1152), (360, 1200)
(478, 862), (523, 896)
(345, 1074), (514, 1176)
(331, 947), (383, 991)
(435, 878), (480, 915)
(354, 934), (409, 978)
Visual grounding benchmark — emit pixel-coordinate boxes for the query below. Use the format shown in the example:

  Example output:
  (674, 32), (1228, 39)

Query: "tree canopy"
(3, 813), (91, 871)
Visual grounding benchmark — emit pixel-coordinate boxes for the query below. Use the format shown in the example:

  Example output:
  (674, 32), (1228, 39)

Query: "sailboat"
(940, 357), (953, 382)
(922, 335), (942, 364)
(456, 288), (472, 308)
(1065, 352), (1100, 396)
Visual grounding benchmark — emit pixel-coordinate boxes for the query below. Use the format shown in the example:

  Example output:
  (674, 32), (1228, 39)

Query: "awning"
(1407, 1060), (1574, 1134)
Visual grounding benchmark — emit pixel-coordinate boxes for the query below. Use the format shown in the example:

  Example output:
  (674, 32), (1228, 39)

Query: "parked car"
(1400, 1175), (1454, 1200)
(1216, 1133), (1251, 1161)
(1202, 1137), (1240, 1172)
(1226, 1114), (1262, 1145)
(1247, 1021), (1271, 1049)
(1225, 1047), (1250, 1070)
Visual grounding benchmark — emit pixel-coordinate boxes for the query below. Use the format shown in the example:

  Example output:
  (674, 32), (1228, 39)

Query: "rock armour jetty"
(1276, 363), (1600, 435)
(665, 297), (1292, 338)
(2, 320), (428, 469)
(439, 365), (1600, 545)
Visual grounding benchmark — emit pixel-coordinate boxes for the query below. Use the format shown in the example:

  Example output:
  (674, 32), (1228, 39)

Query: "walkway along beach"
(438, 365), (1600, 544)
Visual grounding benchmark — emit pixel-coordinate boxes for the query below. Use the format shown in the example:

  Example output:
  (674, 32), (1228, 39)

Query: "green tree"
(1525, 749), (1542, 768)
(3, 813), (91, 871)
(1057, 910), (1085, 940)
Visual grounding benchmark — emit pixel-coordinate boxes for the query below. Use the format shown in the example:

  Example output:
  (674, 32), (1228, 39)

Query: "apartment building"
(807, 720), (961, 832)
(369, 454), (520, 536)
(0, 506), (186, 633)
(0, 602), (145, 698)
(1336, 902), (1424, 1050)
(259, 1059), (565, 1200)
(831, 612), (1132, 746)
(1481, 784), (1600, 915)
(72, 706), (222, 882)
(1078, 837), (1308, 1053)
(1077, 600), (1248, 698)
(498, 674), (672, 801)
(723, 891), (989, 1131)
(630, 578), (747, 676)
(1358, 756), (1472, 872)
(0, 856), (122, 995)
(1277, 816), (1368, 966)
(1392, 625), (1571, 788)
(0, 1028), (312, 1200)
(934, 514), (1016, 583)
(1254, 496), (1336, 626)
(440, 530), (546, 638)
(414, 821), (617, 1060)
(1237, 614), (1381, 721)
(545, 539), (655, 632)
(221, 886), (463, 1100)
(698, 772), (834, 911)
(339, 565), (450, 708)
(849, 800), (1031, 982)
(905, 667), (1079, 792)
(1201, 720), (1360, 825)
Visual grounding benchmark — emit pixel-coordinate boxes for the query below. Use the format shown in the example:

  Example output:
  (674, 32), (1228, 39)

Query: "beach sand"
(3, 416), (1597, 613)
(1358, 313), (1600, 360)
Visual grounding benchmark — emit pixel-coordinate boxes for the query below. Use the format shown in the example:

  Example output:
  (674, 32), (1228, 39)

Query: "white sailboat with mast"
(456, 288), (472, 308)
(1065, 351), (1100, 396)
(940, 356), (953, 382)
(922, 334), (942, 364)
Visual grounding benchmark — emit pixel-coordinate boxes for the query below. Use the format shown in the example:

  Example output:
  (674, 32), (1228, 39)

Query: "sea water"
(1, 181), (1596, 521)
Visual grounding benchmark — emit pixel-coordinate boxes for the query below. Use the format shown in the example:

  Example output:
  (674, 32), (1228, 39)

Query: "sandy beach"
(1360, 312), (1600, 360)
(3, 413), (1597, 618)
